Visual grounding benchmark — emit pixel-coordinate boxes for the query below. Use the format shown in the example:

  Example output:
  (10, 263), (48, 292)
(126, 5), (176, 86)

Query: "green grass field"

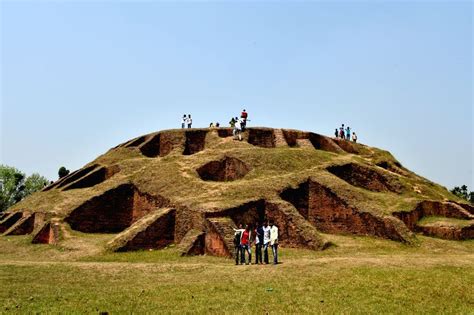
(1, 233), (473, 314)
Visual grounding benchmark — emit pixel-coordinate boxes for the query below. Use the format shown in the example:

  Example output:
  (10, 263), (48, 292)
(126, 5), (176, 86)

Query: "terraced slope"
(2, 127), (472, 256)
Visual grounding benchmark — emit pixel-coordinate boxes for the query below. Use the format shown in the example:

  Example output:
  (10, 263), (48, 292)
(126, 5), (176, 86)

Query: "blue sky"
(1, 1), (472, 189)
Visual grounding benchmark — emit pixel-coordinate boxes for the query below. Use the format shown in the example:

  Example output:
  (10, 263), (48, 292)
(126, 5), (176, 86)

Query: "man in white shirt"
(233, 117), (243, 141)
(270, 220), (279, 265)
(262, 220), (271, 264)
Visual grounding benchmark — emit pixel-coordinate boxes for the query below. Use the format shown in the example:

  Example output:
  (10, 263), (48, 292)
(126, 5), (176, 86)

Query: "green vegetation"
(0, 165), (48, 212)
(451, 185), (474, 204)
(0, 234), (472, 313)
(58, 166), (70, 179)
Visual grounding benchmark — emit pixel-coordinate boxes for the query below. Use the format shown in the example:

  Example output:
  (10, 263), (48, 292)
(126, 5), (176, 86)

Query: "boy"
(233, 224), (245, 265)
(262, 221), (271, 264)
(270, 220), (279, 265)
(255, 222), (264, 264)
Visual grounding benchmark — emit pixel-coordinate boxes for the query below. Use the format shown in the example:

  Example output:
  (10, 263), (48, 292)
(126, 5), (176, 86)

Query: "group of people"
(180, 109), (249, 141)
(233, 220), (279, 265)
(335, 124), (357, 142)
(181, 114), (193, 128)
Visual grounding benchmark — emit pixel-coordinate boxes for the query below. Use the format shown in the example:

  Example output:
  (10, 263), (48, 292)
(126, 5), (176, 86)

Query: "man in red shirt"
(240, 109), (248, 131)
(240, 224), (252, 265)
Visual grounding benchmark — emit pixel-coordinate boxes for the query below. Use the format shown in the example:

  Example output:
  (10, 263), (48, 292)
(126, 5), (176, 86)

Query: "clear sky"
(1, 1), (472, 189)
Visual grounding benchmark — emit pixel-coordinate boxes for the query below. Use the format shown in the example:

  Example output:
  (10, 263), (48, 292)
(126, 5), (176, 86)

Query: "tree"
(58, 166), (70, 179)
(0, 165), (49, 213)
(450, 185), (474, 204)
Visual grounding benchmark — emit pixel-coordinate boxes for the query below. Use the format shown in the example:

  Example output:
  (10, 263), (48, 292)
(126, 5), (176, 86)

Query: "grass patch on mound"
(418, 216), (474, 228)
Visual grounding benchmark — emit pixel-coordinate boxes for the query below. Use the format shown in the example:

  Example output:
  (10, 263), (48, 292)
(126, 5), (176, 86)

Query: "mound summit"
(1, 127), (473, 256)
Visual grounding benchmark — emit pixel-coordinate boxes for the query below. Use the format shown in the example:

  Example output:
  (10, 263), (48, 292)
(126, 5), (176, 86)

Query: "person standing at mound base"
(240, 225), (252, 265)
(263, 221), (271, 264)
(233, 224), (245, 265)
(270, 220), (279, 265)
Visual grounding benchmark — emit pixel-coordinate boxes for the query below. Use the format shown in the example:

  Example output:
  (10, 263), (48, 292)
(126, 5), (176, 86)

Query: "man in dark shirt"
(255, 222), (264, 264)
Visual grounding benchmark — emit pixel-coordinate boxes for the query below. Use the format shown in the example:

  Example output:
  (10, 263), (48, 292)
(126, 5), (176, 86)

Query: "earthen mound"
(2, 127), (471, 258)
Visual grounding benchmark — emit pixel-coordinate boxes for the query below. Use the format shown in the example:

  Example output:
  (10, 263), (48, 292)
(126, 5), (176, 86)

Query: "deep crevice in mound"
(282, 130), (311, 147)
(327, 163), (403, 193)
(308, 133), (343, 153)
(3, 213), (36, 235)
(44, 164), (99, 191)
(393, 201), (473, 231)
(333, 138), (360, 154)
(247, 129), (276, 148)
(280, 180), (412, 242)
(0, 212), (23, 233)
(123, 135), (148, 148)
(376, 161), (407, 175)
(109, 208), (176, 252)
(197, 156), (250, 181)
(62, 165), (120, 191)
(184, 130), (207, 155)
(217, 128), (234, 138)
(139, 134), (161, 157)
(65, 184), (170, 233)
(32, 221), (61, 244)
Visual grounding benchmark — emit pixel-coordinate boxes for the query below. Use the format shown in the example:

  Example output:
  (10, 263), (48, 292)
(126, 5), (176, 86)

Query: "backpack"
(233, 231), (242, 246)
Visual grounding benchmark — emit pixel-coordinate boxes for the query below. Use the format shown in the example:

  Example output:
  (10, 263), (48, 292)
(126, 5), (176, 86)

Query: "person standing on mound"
(181, 115), (187, 128)
(334, 128), (339, 138)
(240, 109), (248, 131)
(186, 114), (193, 128)
(233, 118), (243, 141)
(352, 132), (358, 143)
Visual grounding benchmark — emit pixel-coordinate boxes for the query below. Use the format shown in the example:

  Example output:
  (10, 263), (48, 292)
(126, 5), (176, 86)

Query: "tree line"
(0, 165), (71, 213)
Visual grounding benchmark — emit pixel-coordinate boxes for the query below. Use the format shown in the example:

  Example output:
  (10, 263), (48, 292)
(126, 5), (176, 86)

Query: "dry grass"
(0, 234), (473, 314)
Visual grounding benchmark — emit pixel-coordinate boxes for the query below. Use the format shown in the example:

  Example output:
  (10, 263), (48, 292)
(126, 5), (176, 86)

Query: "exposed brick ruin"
(205, 218), (235, 257)
(418, 223), (474, 241)
(248, 128), (276, 148)
(139, 134), (161, 157)
(217, 128), (234, 138)
(282, 130), (311, 147)
(280, 180), (412, 242)
(327, 163), (403, 193)
(6, 127), (472, 258)
(0, 212), (23, 233)
(333, 138), (360, 154)
(65, 184), (170, 233)
(3, 213), (36, 236)
(123, 135), (149, 148)
(393, 201), (474, 230)
(184, 130), (208, 155)
(197, 156), (250, 181)
(32, 221), (61, 244)
(308, 133), (344, 154)
(44, 164), (99, 191)
(62, 165), (120, 191)
(178, 229), (205, 256)
(107, 208), (176, 251)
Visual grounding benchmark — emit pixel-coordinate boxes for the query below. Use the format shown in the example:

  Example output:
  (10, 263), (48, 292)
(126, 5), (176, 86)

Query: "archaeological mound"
(2, 127), (473, 257)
